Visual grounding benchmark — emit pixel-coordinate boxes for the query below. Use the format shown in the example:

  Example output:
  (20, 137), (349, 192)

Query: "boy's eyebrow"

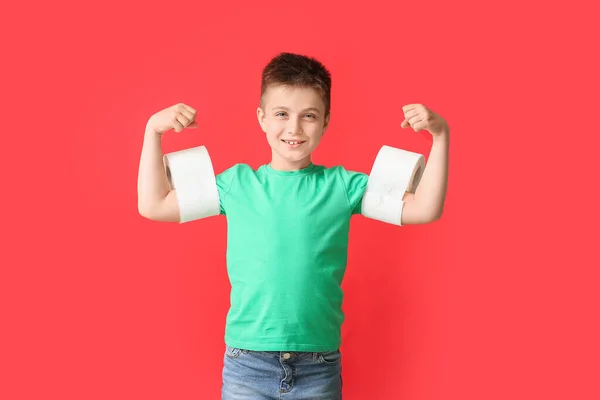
(272, 106), (321, 114)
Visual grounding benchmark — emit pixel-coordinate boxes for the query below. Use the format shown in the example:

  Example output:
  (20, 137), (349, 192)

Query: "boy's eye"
(274, 112), (316, 119)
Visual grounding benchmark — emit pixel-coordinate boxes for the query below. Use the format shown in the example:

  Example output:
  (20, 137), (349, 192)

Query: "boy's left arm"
(399, 104), (450, 225)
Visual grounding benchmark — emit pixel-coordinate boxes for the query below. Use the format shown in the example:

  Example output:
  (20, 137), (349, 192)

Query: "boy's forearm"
(413, 132), (449, 220)
(137, 127), (171, 214)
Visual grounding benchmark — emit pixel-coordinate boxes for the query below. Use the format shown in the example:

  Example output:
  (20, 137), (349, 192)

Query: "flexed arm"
(399, 104), (449, 224)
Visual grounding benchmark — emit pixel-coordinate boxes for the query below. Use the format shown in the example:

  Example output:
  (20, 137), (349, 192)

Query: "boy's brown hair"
(260, 52), (332, 116)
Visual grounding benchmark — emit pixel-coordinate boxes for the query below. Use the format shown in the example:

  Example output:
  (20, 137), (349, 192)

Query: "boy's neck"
(269, 153), (312, 171)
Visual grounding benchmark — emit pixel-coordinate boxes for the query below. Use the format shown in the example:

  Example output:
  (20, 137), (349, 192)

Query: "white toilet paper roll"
(163, 145), (221, 223)
(361, 145), (425, 226)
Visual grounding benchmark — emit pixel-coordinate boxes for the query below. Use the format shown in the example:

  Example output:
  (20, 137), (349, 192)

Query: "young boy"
(137, 52), (449, 399)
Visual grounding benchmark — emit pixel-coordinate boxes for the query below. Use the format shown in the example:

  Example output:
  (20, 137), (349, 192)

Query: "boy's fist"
(146, 103), (198, 136)
(401, 104), (449, 137)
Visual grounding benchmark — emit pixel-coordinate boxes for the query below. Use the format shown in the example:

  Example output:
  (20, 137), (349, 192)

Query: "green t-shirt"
(215, 162), (368, 352)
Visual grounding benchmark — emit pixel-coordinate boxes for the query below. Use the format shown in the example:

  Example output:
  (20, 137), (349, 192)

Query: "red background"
(2, 0), (599, 399)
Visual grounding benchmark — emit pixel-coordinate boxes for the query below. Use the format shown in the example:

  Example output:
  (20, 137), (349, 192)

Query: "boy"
(137, 52), (449, 399)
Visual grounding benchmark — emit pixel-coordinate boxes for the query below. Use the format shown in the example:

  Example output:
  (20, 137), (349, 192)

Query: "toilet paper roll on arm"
(360, 145), (425, 226)
(163, 146), (221, 223)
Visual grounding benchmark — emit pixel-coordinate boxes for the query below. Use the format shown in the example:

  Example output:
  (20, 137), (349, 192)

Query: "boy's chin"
(274, 150), (311, 163)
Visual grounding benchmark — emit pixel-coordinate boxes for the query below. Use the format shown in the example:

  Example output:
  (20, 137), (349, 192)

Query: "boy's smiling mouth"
(281, 139), (306, 148)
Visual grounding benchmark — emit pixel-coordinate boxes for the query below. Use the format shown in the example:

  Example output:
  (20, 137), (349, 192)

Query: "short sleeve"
(215, 164), (238, 215)
(340, 167), (369, 215)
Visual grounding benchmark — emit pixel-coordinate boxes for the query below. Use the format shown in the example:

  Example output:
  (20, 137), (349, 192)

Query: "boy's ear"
(257, 107), (266, 132)
(323, 112), (331, 133)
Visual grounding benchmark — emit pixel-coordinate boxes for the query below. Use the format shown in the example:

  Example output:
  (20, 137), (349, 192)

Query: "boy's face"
(257, 85), (329, 170)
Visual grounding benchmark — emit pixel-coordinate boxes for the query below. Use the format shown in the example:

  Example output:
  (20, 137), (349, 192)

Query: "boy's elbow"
(137, 193), (182, 223)
(138, 203), (152, 219)
(415, 203), (444, 224)
(138, 199), (157, 220)
(428, 207), (444, 223)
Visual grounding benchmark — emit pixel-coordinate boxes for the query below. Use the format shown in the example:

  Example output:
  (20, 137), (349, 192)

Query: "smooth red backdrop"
(2, 0), (599, 399)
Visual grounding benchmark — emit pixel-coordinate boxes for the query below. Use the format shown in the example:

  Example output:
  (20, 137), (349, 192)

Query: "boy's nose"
(287, 121), (303, 135)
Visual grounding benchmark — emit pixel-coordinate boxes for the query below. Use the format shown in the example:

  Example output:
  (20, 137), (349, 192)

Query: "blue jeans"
(221, 345), (343, 399)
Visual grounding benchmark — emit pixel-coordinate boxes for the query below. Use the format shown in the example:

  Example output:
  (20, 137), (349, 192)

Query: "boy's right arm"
(137, 103), (198, 222)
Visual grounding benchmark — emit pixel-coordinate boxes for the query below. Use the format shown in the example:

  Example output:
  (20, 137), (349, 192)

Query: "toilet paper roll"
(361, 145), (425, 226)
(163, 145), (221, 223)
